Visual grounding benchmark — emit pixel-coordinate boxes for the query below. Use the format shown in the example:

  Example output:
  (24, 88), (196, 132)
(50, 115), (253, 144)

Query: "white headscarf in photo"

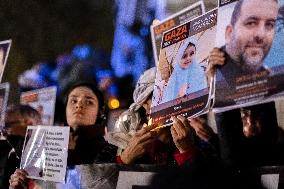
(162, 38), (208, 103)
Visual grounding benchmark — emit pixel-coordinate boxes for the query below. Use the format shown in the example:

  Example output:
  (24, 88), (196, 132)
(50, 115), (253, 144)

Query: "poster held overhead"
(151, 1), (205, 66)
(213, 0), (284, 113)
(151, 9), (218, 127)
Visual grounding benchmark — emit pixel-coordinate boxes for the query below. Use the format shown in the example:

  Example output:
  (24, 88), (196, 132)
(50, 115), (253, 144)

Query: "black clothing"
(148, 151), (237, 189)
(215, 102), (284, 188)
(2, 136), (25, 189)
(68, 135), (117, 165)
(68, 126), (117, 166)
(0, 140), (13, 189)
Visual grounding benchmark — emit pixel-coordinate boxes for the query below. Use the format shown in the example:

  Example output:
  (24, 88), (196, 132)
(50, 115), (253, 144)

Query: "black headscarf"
(63, 81), (107, 129)
(62, 81), (112, 165)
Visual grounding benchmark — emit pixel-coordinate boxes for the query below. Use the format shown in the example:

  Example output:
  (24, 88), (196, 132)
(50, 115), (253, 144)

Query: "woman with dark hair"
(64, 82), (117, 165)
(9, 81), (117, 189)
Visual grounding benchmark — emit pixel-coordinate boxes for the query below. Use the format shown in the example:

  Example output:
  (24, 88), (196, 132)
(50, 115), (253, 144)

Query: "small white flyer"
(20, 126), (69, 183)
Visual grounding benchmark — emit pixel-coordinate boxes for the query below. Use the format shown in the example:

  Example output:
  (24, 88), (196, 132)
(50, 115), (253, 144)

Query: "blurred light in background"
(108, 98), (120, 109)
(72, 44), (92, 60)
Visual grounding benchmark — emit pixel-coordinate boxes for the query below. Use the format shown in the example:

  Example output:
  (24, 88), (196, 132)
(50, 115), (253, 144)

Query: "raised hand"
(189, 117), (215, 142)
(9, 169), (29, 189)
(120, 124), (157, 164)
(206, 48), (225, 79)
(171, 115), (195, 153)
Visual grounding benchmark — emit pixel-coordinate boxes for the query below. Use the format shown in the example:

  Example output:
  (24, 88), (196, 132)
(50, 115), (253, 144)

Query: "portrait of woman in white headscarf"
(161, 38), (208, 103)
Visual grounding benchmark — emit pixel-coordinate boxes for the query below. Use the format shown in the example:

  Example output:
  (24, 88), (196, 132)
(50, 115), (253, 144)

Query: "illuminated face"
(226, 0), (278, 71)
(66, 86), (99, 127)
(180, 45), (196, 69)
(241, 109), (262, 138)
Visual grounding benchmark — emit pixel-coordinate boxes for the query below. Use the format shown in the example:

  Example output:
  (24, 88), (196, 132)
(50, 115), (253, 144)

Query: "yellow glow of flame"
(108, 98), (120, 109)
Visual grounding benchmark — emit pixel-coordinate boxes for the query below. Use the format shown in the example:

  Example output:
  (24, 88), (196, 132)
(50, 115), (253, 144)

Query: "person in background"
(1, 105), (41, 189)
(215, 102), (284, 189)
(216, 103), (284, 168)
(107, 67), (157, 154)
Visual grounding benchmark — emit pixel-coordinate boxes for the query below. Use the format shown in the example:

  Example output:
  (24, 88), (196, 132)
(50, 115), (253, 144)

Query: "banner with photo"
(150, 1), (205, 66)
(0, 40), (12, 82)
(0, 83), (9, 130)
(20, 126), (69, 183)
(20, 86), (57, 125)
(151, 9), (218, 126)
(213, 0), (284, 112)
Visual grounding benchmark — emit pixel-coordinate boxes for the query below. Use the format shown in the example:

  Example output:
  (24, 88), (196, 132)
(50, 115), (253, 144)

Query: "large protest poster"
(20, 126), (69, 183)
(151, 1), (205, 66)
(0, 83), (9, 130)
(0, 40), (12, 82)
(213, 0), (284, 112)
(20, 86), (57, 125)
(151, 9), (218, 126)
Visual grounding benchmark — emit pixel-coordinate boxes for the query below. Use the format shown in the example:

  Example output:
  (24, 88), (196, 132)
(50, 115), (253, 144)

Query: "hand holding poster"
(151, 9), (218, 126)
(151, 1), (205, 66)
(20, 86), (57, 125)
(20, 126), (69, 183)
(213, 0), (284, 112)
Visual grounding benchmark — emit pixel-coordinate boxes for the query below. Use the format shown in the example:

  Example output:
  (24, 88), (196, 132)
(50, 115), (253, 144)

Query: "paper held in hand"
(20, 126), (69, 183)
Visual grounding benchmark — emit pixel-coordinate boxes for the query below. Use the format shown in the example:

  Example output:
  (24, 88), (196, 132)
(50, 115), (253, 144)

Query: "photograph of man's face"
(225, 0), (278, 72)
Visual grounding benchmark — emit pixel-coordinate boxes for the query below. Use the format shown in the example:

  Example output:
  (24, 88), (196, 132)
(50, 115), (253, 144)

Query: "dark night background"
(0, 0), (115, 101)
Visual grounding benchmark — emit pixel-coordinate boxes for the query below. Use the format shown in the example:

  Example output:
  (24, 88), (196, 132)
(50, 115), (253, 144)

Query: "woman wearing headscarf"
(162, 39), (208, 103)
(9, 81), (117, 189)
(107, 67), (156, 152)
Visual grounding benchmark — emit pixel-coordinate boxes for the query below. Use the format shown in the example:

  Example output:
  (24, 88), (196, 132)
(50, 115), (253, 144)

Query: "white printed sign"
(20, 126), (69, 183)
